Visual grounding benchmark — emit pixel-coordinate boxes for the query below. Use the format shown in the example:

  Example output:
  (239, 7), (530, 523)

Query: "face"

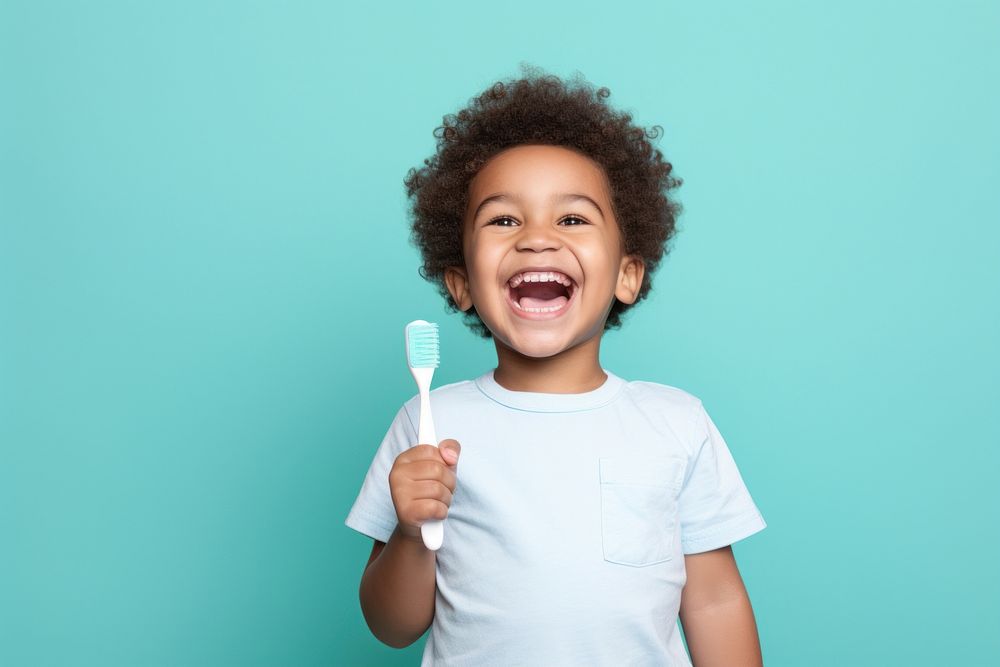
(444, 144), (644, 359)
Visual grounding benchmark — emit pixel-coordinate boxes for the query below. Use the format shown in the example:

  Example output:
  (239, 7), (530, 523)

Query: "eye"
(486, 215), (518, 227)
(484, 214), (590, 227)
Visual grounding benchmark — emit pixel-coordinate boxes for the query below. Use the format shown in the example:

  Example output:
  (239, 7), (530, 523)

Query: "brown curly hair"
(404, 63), (683, 339)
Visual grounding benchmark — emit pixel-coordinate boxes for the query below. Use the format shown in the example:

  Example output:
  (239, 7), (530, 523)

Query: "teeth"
(511, 300), (565, 313)
(507, 270), (574, 289)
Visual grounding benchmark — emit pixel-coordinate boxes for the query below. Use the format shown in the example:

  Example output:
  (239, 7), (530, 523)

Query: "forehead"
(467, 144), (612, 207)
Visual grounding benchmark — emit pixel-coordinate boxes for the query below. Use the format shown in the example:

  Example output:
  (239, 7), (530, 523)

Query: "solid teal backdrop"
(2, 1), (998, 665)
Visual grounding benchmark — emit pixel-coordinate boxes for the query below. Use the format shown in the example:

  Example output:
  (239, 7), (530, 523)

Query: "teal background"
(2, 0), (998, 665)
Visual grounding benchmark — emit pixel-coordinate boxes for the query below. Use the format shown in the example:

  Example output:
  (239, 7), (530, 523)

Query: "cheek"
(465, 261), (500, 304)
(579, 247), (620, 287)
(467, 246), (503, 282)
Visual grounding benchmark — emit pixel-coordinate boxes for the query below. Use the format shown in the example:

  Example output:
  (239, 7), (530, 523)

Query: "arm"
(678, 545), (763, 667)
(358, 526), (437, 648)
(357, 438), (462, 648)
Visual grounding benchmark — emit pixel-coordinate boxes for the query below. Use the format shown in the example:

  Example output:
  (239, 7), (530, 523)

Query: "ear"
(614, 255), (645, 305)
(444, 265), (473, 311)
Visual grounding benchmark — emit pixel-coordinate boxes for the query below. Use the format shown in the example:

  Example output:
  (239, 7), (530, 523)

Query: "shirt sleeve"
(678, 400), (767, 554)
(344, 403), (418, 543)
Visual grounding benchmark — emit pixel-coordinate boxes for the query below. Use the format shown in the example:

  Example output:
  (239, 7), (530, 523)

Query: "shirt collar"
(474, 367), (625, 413)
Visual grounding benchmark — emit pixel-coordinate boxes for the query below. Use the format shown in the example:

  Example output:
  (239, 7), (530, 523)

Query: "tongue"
(520, 295), (568, 309)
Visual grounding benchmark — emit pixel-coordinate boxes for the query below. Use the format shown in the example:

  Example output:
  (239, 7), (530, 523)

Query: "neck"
(492, 334), (607, 393)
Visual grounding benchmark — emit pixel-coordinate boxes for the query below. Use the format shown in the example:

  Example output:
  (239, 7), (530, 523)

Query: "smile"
(504, 271), (578, 320)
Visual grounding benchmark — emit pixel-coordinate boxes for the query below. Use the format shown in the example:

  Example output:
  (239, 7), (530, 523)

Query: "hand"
(388, 439), (461, 543)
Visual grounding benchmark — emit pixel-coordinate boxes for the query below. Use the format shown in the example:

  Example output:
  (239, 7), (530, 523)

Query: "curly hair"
(403, 63), (683, 339)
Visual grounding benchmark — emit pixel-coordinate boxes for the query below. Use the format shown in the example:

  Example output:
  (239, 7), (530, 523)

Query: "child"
(345, 65), (767, 666)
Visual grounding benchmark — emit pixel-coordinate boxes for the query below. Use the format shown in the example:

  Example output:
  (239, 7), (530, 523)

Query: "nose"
(514, 217), (563, 252)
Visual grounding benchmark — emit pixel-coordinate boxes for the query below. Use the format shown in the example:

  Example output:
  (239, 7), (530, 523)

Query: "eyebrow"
(472, 192), (605, 220)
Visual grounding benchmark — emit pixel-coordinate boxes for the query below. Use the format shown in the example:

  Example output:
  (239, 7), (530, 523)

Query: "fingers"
(389, 439), (463, 541)
(412, 479), (454, 507)
(400, 441), (461, 470)
(393, 444), (458, 490)
(439, 438), (461, 466)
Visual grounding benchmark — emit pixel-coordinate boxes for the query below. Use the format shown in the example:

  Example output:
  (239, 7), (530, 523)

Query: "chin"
(515, 345), (565, 359)
(501, 332), (576, 359)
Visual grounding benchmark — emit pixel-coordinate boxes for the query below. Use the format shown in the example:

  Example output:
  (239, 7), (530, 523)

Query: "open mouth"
(505, 271), (577, 317)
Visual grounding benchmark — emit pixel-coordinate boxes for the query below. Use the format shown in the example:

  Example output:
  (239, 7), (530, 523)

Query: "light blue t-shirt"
(345, 368), (767, 666)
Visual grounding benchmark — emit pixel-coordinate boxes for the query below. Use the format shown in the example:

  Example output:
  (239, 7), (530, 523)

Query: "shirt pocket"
(599, 456), (686, 567)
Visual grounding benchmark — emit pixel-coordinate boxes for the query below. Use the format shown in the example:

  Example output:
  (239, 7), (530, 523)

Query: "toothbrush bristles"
(405, 321), (440, 368)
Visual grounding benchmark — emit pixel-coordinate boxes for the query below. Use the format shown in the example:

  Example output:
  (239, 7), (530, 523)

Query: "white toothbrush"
(404, 320), (444, 551)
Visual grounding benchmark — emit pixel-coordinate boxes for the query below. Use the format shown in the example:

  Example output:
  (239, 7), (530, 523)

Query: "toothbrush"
(404, 320), (444, 551)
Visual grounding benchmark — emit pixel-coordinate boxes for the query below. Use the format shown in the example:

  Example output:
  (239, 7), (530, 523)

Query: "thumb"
(439, 439), (461, 465)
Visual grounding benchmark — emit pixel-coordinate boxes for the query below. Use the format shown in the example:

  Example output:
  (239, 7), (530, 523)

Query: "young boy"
(345, 66), (767, 666)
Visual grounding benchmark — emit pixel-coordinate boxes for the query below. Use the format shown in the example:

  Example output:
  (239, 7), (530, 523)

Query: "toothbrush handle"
(416, 380), (437, 447)
(417, 380), (444, 551)
(422, 517), (444, 551)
